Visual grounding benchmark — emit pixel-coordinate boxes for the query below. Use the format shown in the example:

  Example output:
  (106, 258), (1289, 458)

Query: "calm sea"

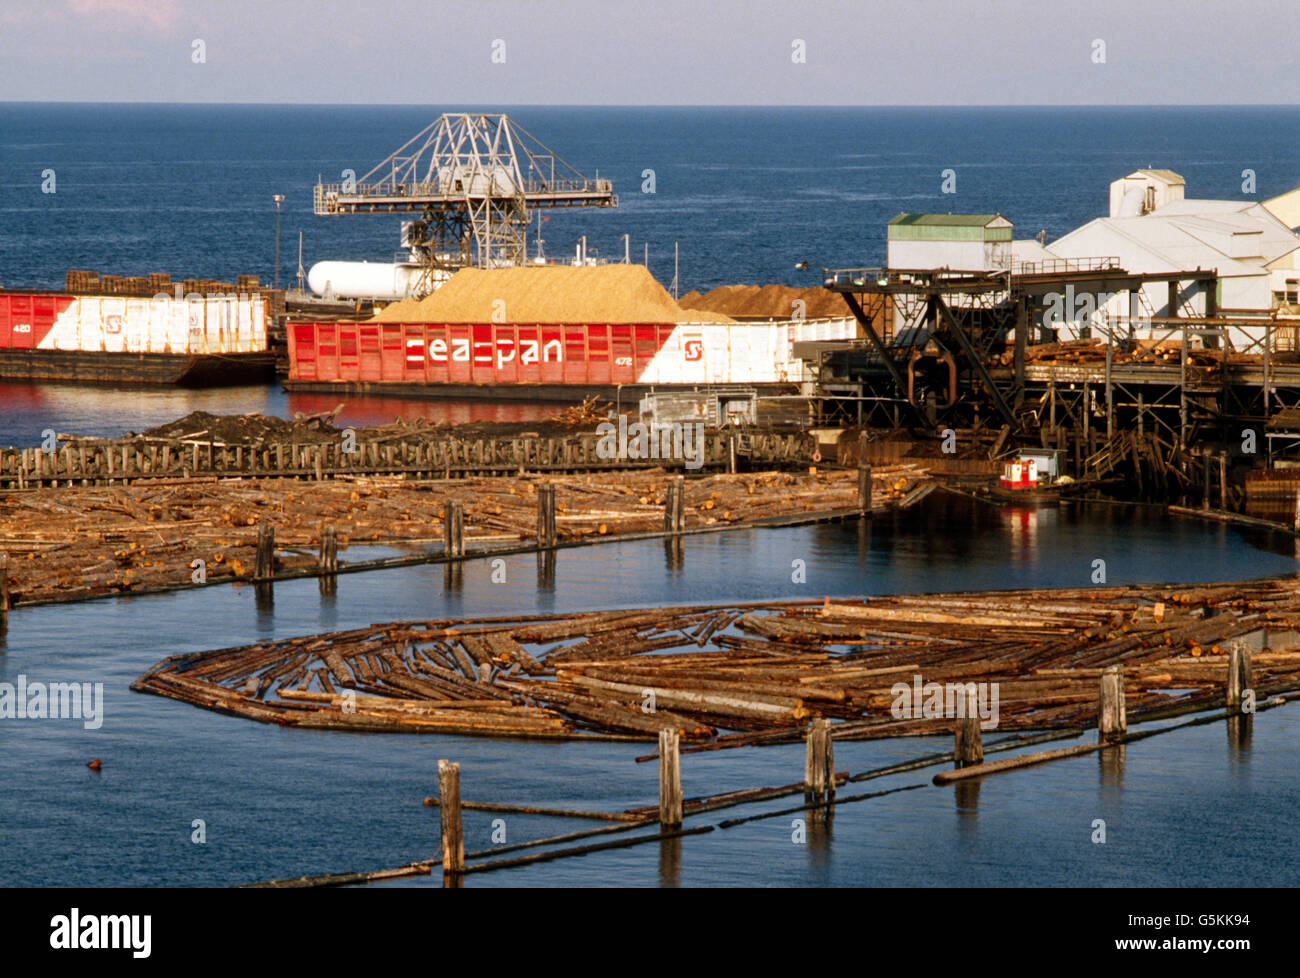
(1, 105), (1298, 886)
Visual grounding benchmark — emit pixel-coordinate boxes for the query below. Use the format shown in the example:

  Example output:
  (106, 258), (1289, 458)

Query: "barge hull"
(0, 348), (276, 386)
(281, 378), (799, 403)
(286, 318), (856, 399)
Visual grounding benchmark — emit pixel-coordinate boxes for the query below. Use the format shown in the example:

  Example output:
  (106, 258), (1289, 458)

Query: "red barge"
(0, 289), (275, 386)
(284, 265), (860, 402)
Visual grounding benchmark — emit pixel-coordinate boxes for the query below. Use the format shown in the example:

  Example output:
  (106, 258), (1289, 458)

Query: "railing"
(1010, 257), (1121, 276)
(314, 177), (614, 213)
(822, 268), (889, 287)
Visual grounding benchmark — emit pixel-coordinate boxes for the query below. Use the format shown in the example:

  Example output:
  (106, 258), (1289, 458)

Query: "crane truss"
(313, 113), (616, 280)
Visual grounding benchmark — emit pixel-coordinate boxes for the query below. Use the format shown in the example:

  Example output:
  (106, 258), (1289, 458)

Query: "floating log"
(132, 579), (1300, 742)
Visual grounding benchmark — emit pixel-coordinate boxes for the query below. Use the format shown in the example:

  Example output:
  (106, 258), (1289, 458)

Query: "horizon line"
(3, 100), (1298, 109)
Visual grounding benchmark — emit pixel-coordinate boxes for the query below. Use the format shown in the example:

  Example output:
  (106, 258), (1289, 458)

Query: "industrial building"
(1047, 169), (1300, 333)
(882, 170), (1300, 344)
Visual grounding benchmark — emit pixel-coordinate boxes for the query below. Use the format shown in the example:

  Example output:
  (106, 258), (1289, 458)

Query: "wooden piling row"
(0, 427), (824, 490)
(0, 465), (930, 608)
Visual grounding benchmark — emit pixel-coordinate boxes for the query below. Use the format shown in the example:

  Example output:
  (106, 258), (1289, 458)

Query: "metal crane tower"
(313, 113), (616, 289)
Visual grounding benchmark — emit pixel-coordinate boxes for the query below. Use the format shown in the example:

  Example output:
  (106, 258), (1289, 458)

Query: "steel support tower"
(313, 113), (616, 291)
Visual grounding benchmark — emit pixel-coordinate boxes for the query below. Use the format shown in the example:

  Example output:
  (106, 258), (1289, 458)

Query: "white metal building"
(1032, 170), (1300, 341)
(886, 213), (1014, 271)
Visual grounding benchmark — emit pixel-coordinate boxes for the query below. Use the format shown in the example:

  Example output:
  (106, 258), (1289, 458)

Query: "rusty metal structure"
(313, 113), (616, 290)
(800, 261), (1300, 499)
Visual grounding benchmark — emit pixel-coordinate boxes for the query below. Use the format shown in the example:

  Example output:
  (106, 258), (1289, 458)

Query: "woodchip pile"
(678, 283), (849, 320)
(132, 579), (1300, 741)
(372, 265), (733, 324)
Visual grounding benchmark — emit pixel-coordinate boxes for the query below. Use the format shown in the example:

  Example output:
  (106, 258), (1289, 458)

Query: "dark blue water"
(3, 105), (1300, 887)
(3, 104), (1299, 294)
(1, 496), (1297, 887)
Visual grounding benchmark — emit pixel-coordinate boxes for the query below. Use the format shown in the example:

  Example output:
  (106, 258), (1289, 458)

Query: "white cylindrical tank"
(307, 261), (426, 300)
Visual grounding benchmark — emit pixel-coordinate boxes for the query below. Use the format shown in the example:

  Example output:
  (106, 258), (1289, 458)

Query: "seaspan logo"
(683, 335), (704, 361)
(405, 337), (562, 367)
(104, 315), (122, 335)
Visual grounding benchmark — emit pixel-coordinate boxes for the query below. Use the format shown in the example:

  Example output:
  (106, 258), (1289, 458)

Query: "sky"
(0, 0), (1295, 105)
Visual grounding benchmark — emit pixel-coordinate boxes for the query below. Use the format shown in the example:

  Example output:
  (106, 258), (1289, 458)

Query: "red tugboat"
(991, 450), (1072, 502)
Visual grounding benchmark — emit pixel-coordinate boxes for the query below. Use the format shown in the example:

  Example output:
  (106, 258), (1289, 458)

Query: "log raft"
(0, 465), (931, 608)
(131, 578), (1300, 741)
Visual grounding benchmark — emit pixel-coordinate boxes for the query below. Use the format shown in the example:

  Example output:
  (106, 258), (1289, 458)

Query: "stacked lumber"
(132, 578), (1300, 741)
(999, 339), (1226, 370)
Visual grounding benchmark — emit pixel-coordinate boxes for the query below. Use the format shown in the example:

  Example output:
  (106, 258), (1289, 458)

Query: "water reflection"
(1226, 714), (1253, 757)
(1099, 744), (1126, 786)
(537, 550), (556, 591)
(254, 581), (274, 624)
(806, 804), (834, 874)
(444, 562), (463, 592)
(0, 381), (559, 448)
(658, 835), (681, 888)
(664, 537), (684, 574)
(954, 779), (981, 830)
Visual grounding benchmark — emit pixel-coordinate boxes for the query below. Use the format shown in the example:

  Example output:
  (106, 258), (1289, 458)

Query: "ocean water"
(2, 105), (1299, 887)
(3, 104), (1299, 294)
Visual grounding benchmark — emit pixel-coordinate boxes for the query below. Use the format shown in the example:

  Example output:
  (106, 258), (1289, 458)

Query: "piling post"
(445, 500), (464, 558)
(664, 476), (685, 535)
(437, 759), (464, 878)
(658, 728), (682, 828)
(1099, 665), (1127, 742)
(1219, 452), (1228, 511)
(255, 522), (275, 580)
(858, 463), (873, 515)
(1226, 643), (1252, 712)
(954, 687), (983, 767)
(318, 524), (337, 574)
(537, 484), (557, 549)
(0, 552), (9, 613)
(727, 433), (737, 474)
(1294, 490), (1300, 534)
(804, 717), (834, 803)
(1202, 452), (1211, 511)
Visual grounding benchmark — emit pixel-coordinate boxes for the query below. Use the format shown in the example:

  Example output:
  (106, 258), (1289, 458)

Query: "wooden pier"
(0, 425), (815, 491)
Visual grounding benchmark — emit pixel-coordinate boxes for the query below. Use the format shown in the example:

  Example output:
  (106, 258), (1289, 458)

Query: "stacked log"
(0, 465), (930, 606)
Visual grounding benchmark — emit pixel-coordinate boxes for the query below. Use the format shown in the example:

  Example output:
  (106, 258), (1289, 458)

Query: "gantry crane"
(313, 113), (617, 293)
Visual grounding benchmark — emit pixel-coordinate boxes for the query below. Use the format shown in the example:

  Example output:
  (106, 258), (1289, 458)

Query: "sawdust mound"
(373, 265), (732, 324)
(679, 283), (848, 319)
(141, 411), (340, 445)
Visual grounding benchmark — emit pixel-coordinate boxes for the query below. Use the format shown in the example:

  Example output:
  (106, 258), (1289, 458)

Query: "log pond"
(2, 490), (1298, 887)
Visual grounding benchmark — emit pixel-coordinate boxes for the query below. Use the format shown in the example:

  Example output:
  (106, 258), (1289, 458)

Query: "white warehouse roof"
(1048, 199), (1299, 280)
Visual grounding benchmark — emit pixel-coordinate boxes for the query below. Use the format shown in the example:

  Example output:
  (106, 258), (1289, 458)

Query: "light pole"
(272, 194), (285, 290)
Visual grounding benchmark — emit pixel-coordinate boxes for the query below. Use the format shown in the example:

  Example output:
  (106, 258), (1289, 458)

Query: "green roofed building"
(886, 213), (1014, 270)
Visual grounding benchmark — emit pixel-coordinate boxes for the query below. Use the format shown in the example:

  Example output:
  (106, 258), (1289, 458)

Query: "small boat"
(989, 452), (1082, 502)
